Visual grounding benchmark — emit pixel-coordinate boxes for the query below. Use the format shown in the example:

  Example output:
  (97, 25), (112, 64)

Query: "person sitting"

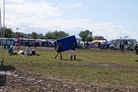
(18, 50), (25, 56)
(25, 47), (31, 56)
(31, 49), (40, 56)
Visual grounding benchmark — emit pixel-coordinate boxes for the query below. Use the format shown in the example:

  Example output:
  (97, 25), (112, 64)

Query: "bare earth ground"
(0, 63), (138, 92)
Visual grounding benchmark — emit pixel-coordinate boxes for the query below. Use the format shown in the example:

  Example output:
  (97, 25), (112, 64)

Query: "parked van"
(109, 39), (137, 51)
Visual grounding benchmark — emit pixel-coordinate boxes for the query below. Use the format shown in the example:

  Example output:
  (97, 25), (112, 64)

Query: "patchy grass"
(1, 47), (138, 88)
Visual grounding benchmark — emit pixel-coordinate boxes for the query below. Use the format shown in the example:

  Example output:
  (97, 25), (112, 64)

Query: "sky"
(0, 0), (138, 40)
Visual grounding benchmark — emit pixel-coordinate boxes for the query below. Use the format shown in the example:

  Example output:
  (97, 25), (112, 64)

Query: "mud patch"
(0, 71), (138, 92)
(0, 71), (76, 92)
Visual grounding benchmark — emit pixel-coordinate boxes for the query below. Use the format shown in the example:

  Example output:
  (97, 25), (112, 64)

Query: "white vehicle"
(109, 39), (137, 50)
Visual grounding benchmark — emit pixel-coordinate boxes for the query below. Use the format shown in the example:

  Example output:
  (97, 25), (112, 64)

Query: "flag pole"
(3, 0), (5, 38)
(0, 0), (5, 66)
(2, 0), (5, 66)
(0, 6), (4, 66)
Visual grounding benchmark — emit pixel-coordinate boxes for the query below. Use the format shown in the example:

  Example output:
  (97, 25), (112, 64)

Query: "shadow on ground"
(0, 65), (16, 71)
(0, 74), (6, 86)
(135, 60), (138, 62)
(0, 65), (16, 86)
(62, 59), (82, 61)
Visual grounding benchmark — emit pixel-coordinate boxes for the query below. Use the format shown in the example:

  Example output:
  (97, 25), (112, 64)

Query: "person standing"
(8, 46), (14, 56)
(120, 41), (124, 53)
(70, 42), (77, 60)
(135, 43), (138, 55)
(54, 43), (63, 60)
(54, 41), (58, 50)
(3, 39), (6, 50)
(98, 42), (101, 49)
(7, 39), (11, 50)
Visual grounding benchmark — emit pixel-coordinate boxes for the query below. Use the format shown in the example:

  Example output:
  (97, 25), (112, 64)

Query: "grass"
(1, 47), (138, 88)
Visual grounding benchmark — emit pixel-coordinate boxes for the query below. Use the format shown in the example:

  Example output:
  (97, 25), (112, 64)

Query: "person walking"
(70, 42), (77, 60)
(54, 41), (58, 50)
(54, 43), (63, 60)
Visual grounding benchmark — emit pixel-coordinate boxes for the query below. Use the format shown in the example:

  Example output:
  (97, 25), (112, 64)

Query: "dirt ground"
(0, 63), (138, 92)
(0, 71), (137, 92)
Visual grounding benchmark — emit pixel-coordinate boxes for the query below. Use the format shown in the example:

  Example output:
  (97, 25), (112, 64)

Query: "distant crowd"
(1, 38), (54, 49)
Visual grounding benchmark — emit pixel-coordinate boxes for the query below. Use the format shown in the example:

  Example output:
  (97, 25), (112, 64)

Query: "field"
(0, 47), (138, 92)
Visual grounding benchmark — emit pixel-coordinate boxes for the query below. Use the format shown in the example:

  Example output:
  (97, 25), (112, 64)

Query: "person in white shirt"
(25, 47), (31, 56)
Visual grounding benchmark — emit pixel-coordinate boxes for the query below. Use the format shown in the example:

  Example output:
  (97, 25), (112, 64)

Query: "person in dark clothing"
(31, 49), (40, 56)
(120, 41), (124, 53)
(54, 41), (58, 50)
(26, 40), (29, 47)
(70, 42), (77, 60)
(135, 43), (138, 55)
(54, 43), (63, 60)
(98, 42), (101, 49)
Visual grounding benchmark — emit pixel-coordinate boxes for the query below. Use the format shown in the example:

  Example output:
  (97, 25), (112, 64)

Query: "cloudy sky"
(0, 0), (138, 40)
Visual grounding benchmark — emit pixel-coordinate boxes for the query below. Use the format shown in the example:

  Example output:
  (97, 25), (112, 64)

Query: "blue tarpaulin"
(56, 35), (78, 52)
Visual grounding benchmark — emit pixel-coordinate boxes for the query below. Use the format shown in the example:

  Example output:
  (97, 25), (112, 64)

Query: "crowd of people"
(98, 40), (138, 54)
(4, 38), (138, 60)
(5, 39), (78, 60)
(8, 46), (40, 56)
(2, 38), (54, 49)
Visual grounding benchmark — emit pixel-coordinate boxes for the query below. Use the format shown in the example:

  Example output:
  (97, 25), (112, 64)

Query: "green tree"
(85, 36), (93, 42)
(0, 27), (15, 38)
(15, 32), (25, 38)
(45, 30), (69, 39)
(45, 31), (53, 39)
(32, 32), (38, 39)
(19, 32), (25, 38)
(38, 33), (44, 39)
(59, 31), (69, 37)
(79, 30), (92, 42)
(53, 31), (69, 39)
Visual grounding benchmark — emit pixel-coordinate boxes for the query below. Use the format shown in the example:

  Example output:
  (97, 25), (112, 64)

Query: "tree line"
(0, 27), (93, 42)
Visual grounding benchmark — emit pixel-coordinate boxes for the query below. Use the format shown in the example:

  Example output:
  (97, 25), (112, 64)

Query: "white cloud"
(0, 0), (137, 40)
(5, 0), (27, 4)
(59, 3), (82, 8)
(4, 0), (63, 27)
